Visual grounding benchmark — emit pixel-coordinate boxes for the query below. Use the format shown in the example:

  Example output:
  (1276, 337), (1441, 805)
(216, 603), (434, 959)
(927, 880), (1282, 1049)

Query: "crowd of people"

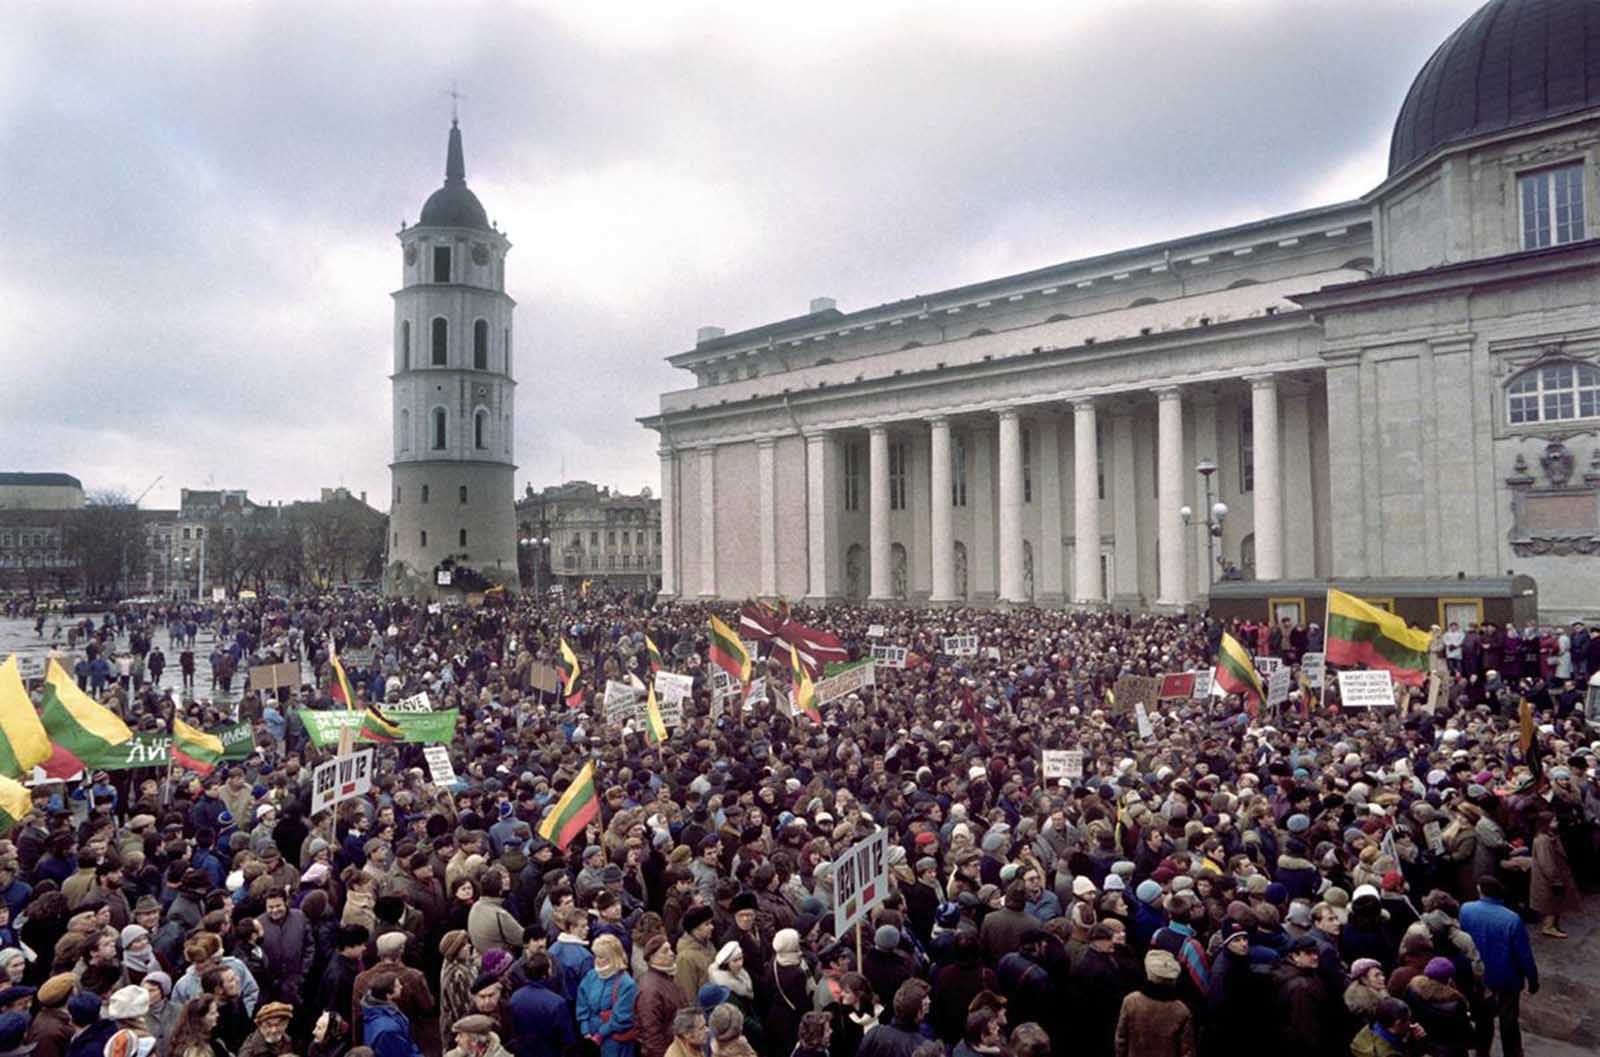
(0, 588), (1596, 1057)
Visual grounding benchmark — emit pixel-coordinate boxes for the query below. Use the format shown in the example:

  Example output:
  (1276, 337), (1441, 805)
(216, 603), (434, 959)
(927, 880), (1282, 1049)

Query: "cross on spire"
(445, 81), (467, 125)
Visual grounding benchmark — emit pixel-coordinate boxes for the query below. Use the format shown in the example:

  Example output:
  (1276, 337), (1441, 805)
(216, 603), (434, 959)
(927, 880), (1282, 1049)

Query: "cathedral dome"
(1389, 0), (1600, 177)
(418, 120), (491, 230)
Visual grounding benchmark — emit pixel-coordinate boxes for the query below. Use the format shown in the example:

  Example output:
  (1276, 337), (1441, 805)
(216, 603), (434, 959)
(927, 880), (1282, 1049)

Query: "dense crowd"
(2, 589), (1596, 1057)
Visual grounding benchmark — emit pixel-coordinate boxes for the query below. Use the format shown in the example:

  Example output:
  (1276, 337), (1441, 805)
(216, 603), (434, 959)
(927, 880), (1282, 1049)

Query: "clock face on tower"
(472, 243), (490, 266)
(474, 384), (490, 401)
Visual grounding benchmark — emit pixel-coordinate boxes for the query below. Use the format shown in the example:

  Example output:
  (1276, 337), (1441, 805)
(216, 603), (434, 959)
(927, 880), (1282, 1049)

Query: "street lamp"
(1179, 458), (1228, 587)
(519, 536), (551, 598)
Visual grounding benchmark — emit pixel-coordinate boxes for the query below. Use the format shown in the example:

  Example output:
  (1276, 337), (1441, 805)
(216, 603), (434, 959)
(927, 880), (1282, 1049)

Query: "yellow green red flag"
(0, 656), (52, 778)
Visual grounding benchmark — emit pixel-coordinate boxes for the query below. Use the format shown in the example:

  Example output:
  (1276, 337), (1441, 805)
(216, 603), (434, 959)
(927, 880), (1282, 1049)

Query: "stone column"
(1111, 409), (1140, 606)
(1072, 399), (1100, 604)
(1250, 374), (1283, 580)
(1156, 388), (1188, 607)
(868, 425), (892, 601)
(756, 438), (778, 597)
(997, 408), (1025, 603)
(1035, 416), (1064, 604)
(928, 417), (956, 603)
(1281, 386), (1315, 577)
(658, 449), (677, 597)
(804, 431), (836, 601)
(698, 445), (717, 598)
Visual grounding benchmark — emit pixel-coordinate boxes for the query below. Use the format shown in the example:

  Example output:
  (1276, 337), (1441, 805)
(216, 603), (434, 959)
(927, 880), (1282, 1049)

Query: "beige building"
(0, 472), (85, 511)
(643, 0), (1600, 621)
(516, 481), (662, 592)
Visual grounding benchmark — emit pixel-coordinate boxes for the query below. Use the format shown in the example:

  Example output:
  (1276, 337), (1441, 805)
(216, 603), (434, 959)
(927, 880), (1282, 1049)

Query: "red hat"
(1380, 870), (1406, 893)
(914, 831), (938, 847)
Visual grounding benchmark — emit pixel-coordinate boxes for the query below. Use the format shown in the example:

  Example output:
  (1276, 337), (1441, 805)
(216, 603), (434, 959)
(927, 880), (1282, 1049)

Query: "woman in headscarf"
(577, 934), (640, 1057)
(706, 942), (763, 1053)
(121, 925), (160, 985)
(141, 971), (179, 1057)
(761, 928), (814, 1057)
(438, 930), (479, 1038)
(0, 948), (24, 985)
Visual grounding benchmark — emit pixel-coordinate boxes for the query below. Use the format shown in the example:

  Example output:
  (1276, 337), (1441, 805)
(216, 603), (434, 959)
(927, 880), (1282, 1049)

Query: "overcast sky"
(1, 0), (1485, 512)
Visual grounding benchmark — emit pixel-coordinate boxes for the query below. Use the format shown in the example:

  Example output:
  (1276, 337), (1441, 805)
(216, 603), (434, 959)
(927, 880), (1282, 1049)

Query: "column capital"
(997, 406), (1021, 423)
(755, 437), (779, 451)
(868, 423), (889, 438)
(657, 448), (676, 460)
(1070, 396), (1098, 412)
(802, 428), (834, 443)
(1246, 373), (1279, 391)
(926, 415), (950, 428)
(1154, 386), (1184, 401)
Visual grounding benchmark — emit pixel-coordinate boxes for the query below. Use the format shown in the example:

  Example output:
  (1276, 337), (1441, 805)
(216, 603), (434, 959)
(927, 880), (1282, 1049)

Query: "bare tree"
(67, 489), (147, 597)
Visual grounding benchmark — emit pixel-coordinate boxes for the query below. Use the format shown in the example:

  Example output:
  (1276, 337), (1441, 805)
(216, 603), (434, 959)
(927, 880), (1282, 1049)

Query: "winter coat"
(760, 958), (813, 1057)
(362, 995), (425, 1057)
(978, 906), (1036, 963)
(24, 1006), (74, 1057)
(1273, 856), (1320, 903)
(576, 969), (640, 1057)
(441, 956), (479, 1037)
(1457, 897), (1537, 994)
(1530, 832), (1579, 916)
(507, 978), (576, 1057)
(468, 896), (525, 954)
(932, 959), (998, 1045)
(551, 938), (595, 1008)
(444, 1033), (512, 1057)
(1403, 975), (1474, 1057)
(258, 908), (316, 1004)
(1270, 962), (1338, 1057)
(633, 967), (685, 1057)
(1202, 949), (1262, 1057)
(861, 946), (914, 1009)
(855, 1019), (924, 1057)
(672, 932), (715, 1004)
(1114, 983), (1196, 1057)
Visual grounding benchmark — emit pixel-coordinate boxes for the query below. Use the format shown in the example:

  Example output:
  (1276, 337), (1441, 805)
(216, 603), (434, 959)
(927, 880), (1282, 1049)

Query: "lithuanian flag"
(645, 635), (664, 676)
(0, 656), (52, 778)
(1213, 633), (1265, 712)
(172, 717), (225, 776)
(1325, 589), (1430, 687)
(359, 704), (403, 743)
(790, 642), (820, 725)
(708, 615), (751, 683)
(0, 774), (33, 836)
(329, 650), (356, 706)
(40, 659), (132, 778)
(557, 638), (581, 697)
(643, 684), (667, 746)
(537, 761), (599, 850)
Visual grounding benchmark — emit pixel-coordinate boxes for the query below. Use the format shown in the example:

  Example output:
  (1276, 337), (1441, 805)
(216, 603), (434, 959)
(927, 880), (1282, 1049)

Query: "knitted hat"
(1144, 949), (1181, 983)
(1350, 958), (1382, 980)
(439, 930), (471, 961)
(255, 1002), (294, 1025)
(1135, 880), (1163, 905)
(683, 905), (715, 933)
(1423, 957), (1455, 981)
(873, 925), (901, 951)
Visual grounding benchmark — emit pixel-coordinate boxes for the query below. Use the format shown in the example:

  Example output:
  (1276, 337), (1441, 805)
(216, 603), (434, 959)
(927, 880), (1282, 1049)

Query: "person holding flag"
(538, 761), (599, 851)
(1213, 632), (1266, 716)
(643, 683), (668, 747)
(788, 642), (820, 726)
(645, 634), (665, 677)
(557, 638), (584, 705)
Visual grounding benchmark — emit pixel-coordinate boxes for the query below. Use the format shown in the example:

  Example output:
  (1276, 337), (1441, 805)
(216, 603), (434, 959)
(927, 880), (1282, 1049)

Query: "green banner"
(295, 708), (459, 748)
(88, 721), (255, 772)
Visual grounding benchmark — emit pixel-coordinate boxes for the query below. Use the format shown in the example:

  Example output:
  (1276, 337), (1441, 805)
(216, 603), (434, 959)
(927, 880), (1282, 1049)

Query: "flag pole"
(1319, 590), (1330, 714)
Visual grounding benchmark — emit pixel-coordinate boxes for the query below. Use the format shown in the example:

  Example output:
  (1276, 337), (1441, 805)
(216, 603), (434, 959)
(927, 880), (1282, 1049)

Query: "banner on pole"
(297, 708), (459, 747)
(311, 749), (373, 816)
(1301, 652), (1326, 689)
(423, 745), (457, 787)
(1254, 655), (1284, 675)
(1192, 670), (1215, 699)
(652, 671), (695, 704)
(1157, 672), (1196, 700)
(1134, 702), (1155, 738)
(866, 624), (886, 639)
(389, 692), (433, 714)
(248, 662), (299, 693)
(1112, 674), (1161, 713)
(832, 828), (891, 937)
(941, 635), (980, 657)
(814, 660), (875, 706)
(604, 680), (643, 724)
(1266, 667), (1292, 708)
(870, 644), (908, 670)
(1337, 669), (1395, 707)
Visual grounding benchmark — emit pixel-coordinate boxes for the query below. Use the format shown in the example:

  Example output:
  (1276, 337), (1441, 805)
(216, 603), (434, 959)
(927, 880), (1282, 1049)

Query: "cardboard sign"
(530, 663), (561, 694)
(652, 671), (695, 704)
(743, 677), (769, 707)
(832, 828), (891, 937)
(311, 749), (373, 816)
(1112, 674), (1161, 713)
(1158, 672), (1196, 700)
(709, 668), (739, 708)
(1301, 652), (1326, 689)
(657, 697), (684, 730)
(249, 662), (299, 692)
(985, 646), (1002, 661)
(942, 635), (980, 657)
(1192, 670), (1215, 699)
(870, 644), (908, 670)
(1266, 667), (1292, 708)
(604, 680), (643, 723)
(814, 660), (875, 706)
(1254, 655), (1283, 675)
(1134, 702), (1155, 738)
(867, 624), (886, 639)
(1042, 749), (1084, 781)
(212, 587), (226, 602)
(1338, 669), (1395, 707)
(389, 692), (433, 714)
(423, 745), (457, 787)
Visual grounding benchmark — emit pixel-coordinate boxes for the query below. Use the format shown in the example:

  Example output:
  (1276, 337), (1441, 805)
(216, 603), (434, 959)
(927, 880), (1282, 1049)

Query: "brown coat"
(635, 966), (687, 1057)
(25, 1006), (74, 1057)
(1531, 831), (1579, 916)
(353, 961), (437, 1049)
(1114, 987), (1196, 1057)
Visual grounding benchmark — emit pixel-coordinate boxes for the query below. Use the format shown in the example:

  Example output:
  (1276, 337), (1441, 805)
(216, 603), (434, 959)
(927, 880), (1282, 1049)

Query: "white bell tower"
(386, 118), (520, 598)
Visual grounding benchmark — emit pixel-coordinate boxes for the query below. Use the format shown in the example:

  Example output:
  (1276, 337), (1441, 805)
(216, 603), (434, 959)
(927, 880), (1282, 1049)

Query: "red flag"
(739, 602), (783, 641)
(776, 620), (848, 678)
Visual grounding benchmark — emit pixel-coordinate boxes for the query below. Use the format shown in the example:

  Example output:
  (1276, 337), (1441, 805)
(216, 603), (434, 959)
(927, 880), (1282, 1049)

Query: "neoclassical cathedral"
(642, 0), (1600, 621)
(386, 119), (520, 598)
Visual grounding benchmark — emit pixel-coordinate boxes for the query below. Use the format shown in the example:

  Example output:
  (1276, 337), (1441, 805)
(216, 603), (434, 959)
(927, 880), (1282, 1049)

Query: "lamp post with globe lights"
(1179, 458), (1228, 587)
(519, 535), (551, 598)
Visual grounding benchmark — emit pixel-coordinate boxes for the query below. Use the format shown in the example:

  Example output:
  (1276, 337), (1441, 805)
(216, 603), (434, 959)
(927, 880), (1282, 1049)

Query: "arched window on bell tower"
(432, 318), (447, 366)
(474, 320), (488, 370)
(401, 320), (411, 370)
(432, 408), (448, 450)
(474, 409), (489, 450)
(400, 409), (411, 452)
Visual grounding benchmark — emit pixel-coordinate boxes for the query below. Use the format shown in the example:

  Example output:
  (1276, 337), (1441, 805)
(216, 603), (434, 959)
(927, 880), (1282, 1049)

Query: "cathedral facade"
(642, 0), (1600, 622)
(387, 120), (520, 599)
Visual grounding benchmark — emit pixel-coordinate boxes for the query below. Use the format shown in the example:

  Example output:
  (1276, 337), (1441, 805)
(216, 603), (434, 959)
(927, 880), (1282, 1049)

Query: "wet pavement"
(1522, 890), (1600, 1056)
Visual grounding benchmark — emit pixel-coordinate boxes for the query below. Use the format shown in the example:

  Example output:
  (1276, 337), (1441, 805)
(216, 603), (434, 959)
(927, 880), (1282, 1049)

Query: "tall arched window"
(401, 320), (411, 370)
(431, 318), (447, 366)
(1507, 361), (1600, 424)
(432, 408), (447, 450)
(473, 320), (488, 370)
(399, 409), (410, 451)
(474, 409), (488, 450)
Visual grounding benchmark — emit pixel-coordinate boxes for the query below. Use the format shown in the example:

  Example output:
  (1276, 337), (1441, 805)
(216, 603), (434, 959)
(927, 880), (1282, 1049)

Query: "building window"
(420, 530), (428, 546)
(590, 555), (599, 569)
(473, 320), (488, 369)
(843, 443), (863, 512)
(566, 555), (577, 570)
(636, 531), (644, 545)
(400, 409), (410, 452)
(952, 434), (968, 507)
(431, 409), (447, 450)
(608, 555), (617, 569)
(474, 410), (488, 450)
(1507, 362), (1600, 424)
(1022, 428), (1032, 504)
(394, 486), (401, 504)
(431, 318), (447, 366)
(1520, 163), (1585, 249)
(459, 485), (468, 503)
(888, 442), (908, 511)
(459, 529), (467, 546)
(607, 531), (616, 545)
(401, 320), (411, 370)
(572, 533), (582, 547)
(590, 531), (599, 545)
(433, 245), (451, 283)
(1238, 406), (1254, 492)
(421, 485), (430, 503)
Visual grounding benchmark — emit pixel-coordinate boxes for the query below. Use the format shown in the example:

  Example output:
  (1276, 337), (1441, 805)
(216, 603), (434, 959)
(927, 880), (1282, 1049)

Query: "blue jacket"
(576, 969), (639, 1057)
(1024, 890), (1063, 922)
(362, 996), (424, 1057)
(550, 940), (595, 1010)
(1459, 897), (1538, 993)
(508, 978), (575, 1057)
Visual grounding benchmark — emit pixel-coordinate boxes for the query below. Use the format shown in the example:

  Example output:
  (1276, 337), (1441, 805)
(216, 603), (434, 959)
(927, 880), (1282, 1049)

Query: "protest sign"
(604, 680), (643, 723)
(832, 828), (891, 937)
(1042, 749), (1084, 781)
(389, 692), (433, 714)
(1135, 702), (1155, 738)
(297, 709), (459, 748)
(248, 662), (299, 695)
(1266, 667), (1292, 708)
(530, 663), (561, 694)
(77, 721), (254, 772)
(1337, 669), (1395, 707)
(870, 644), (908, 670)
(657, 697), (684, 729)
(941, 635), (980, 657)
(985, 646), (1002, 661)
(709, 668), (739, 708)
(744, 677), (769, 706)
(652, 671), (695, 704)
(1192, 670), (1214, 699)
(1254, 655), (1283, 675)
(1158, 672), (1196, 701)
(1301, 652), (1326, 689)
(815, 660), (875, 707)
(311, 749), (373, 815)
(423, 745), (457, 787)
(867, 624), (886, 638)
(1112, 674), (1160, 713)
(1424, 820), (1444, 855)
